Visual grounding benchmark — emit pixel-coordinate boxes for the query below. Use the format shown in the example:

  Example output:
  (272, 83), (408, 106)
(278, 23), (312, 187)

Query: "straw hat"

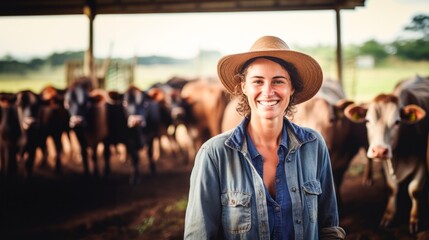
(217, 35), (323, 104)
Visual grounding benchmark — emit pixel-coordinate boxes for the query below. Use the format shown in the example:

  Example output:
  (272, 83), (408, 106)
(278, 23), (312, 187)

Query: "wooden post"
(335, 7), (343, 86)
(83, 0), (97, 88)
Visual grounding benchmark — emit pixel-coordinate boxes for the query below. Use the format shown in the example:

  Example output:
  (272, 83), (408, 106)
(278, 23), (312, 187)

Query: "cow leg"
(147, 139), (157, 175)
(380, 160), (398, 228)
(24, 144), (37, 180)
(408, 166), (426, 234)
(0, 147), (4, 178)
(362, 158), (374, 186)
(127, 146), (140, 184)
(39, 137), (49, 169)
(91, 145), (100, 178)
(74, 130), (90, 177)
(102, 142), (111, 177)
(6, 146), (18, 178)
(52, 133), (63, 174)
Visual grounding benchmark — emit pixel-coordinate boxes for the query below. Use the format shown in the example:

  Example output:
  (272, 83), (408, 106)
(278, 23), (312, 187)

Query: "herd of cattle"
(0, 74), (428, 233)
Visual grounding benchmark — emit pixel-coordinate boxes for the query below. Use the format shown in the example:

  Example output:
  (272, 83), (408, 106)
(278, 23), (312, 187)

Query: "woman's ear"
(241, 81), (246, 95)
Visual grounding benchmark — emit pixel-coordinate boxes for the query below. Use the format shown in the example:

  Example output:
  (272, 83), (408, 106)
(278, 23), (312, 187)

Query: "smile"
(258, 100), (279, 106)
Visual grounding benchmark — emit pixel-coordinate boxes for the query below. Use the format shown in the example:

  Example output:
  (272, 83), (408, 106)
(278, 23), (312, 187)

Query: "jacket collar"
(225, 116), (317, 154)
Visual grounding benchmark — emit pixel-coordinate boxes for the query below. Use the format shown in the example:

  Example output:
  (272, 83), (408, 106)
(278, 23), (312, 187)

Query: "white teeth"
(258, 100), (278, 106)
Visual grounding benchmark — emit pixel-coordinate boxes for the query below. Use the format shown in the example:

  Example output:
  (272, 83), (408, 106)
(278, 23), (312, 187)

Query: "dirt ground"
(1, 145), (429, 240)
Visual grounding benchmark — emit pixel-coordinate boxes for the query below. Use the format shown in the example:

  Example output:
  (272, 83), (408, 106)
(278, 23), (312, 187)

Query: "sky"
(0, 0), (428, 60)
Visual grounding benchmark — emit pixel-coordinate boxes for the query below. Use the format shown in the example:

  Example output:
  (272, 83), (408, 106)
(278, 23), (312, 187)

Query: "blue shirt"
(184, 117), (346, 240)
(246, 125), (294, 239)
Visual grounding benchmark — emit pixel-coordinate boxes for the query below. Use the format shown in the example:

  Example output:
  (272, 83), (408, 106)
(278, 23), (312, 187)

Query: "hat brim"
(217, 49), (323, 104)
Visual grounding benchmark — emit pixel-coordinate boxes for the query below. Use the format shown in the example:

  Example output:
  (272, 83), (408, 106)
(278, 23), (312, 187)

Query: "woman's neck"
(247, 117), (283, 149)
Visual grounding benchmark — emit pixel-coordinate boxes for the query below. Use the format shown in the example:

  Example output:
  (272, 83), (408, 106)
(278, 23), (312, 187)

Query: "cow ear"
(344, 104), (367, 123)
(147, 88), (165, 102)
(90, 94), (105, 104)
(333, 99), (354, 119)
(400, 104), (426, 124)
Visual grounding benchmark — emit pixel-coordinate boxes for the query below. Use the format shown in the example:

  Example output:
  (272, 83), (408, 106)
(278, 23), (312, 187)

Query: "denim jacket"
(184, 117), (346, 240)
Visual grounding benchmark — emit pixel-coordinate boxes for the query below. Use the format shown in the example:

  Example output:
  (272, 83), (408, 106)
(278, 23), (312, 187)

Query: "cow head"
(64, 80), (107, 129)
(147, 84), (187, 127)
(122, 86), (149, 128)
(15, 90), (40, 130)
(65, 83), (90, 128)
(344, 94), (426, 159)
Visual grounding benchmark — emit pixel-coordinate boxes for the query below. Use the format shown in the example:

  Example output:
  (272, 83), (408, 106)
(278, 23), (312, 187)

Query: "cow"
(0, 92), (21, 180)
(122, 85), (161, 183)
(106, 90), (129, 163)
(221, 96), (243, 132)
(15, 90), (42, 179)
(147, 78), (194, 163)
(180, 78), (230, 156)
(291, 79), (369, 206)
(64, 78), (115, 178)
(344, 75), (429, 234)
(37, 86), (71, 174)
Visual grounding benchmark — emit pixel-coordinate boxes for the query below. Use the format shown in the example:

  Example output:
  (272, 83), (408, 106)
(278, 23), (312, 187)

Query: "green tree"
(393, 39), (429, 60)
(394, 14), (429, 60)
(404, 14), (429, 41)
(47, 51), (84, 66)
(359, 39), (388, 62)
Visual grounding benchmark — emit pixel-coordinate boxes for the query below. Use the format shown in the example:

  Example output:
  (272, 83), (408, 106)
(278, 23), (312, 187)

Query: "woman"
(184, 36), (345, 240)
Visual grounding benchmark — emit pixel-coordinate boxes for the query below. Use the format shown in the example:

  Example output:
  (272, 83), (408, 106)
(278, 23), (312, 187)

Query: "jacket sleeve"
(184, 144), (223, 239)
(317, 138), (346, 240)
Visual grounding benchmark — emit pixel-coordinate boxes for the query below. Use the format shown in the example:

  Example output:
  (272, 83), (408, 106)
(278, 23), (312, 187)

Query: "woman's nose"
(262, 83), (274, 97)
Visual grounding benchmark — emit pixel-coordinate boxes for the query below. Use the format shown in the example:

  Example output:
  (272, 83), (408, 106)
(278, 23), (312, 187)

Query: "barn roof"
(1, 0), (366, 16)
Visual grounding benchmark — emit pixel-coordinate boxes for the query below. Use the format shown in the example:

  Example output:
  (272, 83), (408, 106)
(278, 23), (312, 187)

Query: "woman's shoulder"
(287, 120), (323, 141)
(200, 130), (233, 151)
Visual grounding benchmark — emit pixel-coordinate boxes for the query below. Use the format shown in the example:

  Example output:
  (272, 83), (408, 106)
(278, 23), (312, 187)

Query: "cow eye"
(394, 119), (401, 125)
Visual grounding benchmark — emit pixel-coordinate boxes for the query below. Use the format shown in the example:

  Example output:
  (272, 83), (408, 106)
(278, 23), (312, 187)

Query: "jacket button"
(291, 187), (297, 192)
(296, 219), (302, 224)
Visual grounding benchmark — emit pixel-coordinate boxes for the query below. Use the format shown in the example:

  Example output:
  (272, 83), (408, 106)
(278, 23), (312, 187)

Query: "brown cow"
(344, 75), (429, 234)
(180, 78), (230, 157)
(291, 79), (369, 207)
(38, 86), (71, 174)
(64, 79), (111, 178)
(221, 96), (243, 132)
(0, 92), (22, 179)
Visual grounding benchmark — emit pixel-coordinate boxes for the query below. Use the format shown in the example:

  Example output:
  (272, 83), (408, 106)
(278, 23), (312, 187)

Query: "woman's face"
(241, 58), (295, 120)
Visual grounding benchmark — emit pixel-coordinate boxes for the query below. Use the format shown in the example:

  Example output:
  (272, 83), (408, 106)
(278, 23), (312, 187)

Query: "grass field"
(1, 57), (428, 103)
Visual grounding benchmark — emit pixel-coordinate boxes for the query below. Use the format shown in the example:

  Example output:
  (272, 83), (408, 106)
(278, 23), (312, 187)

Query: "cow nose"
(69, 115), (83, 128)
(371, 146), (389, 158)
(128, 115), (146, 128)
(171, 107), (185, 120)
(22, 116), (35, 130)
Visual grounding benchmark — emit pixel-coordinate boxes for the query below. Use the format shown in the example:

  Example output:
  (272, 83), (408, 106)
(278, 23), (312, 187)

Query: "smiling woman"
(184, 35), (345, 240)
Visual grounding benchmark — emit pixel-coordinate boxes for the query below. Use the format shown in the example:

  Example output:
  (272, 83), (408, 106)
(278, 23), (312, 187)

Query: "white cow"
(344, 75), (429, 234)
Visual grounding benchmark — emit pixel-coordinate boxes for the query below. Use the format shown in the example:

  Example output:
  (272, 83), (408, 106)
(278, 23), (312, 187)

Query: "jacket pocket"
(221, 192), (251, 233)
(302, 180), (322, 223)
